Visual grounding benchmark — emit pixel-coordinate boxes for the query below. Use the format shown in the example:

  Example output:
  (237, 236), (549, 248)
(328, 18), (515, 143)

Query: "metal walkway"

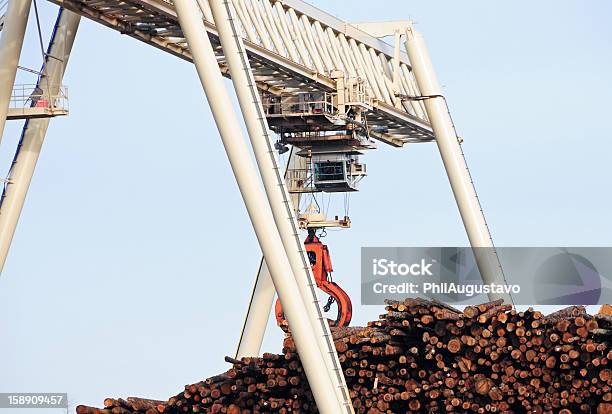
(45, 0), (434, 147)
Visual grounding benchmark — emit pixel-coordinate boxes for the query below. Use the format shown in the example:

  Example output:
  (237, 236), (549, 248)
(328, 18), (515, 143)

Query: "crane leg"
(235, 258), (275, 359)
(0, 0), (32, 145)
(172, 1), (345, 412)
(0, 9), (80, 274)
(208, 2), (353, 411)
(404, 23), (512, 304)
(236, 147), (303, 358)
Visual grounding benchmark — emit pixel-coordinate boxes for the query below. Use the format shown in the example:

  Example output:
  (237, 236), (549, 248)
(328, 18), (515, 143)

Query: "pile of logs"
(77, 299), (611, 414)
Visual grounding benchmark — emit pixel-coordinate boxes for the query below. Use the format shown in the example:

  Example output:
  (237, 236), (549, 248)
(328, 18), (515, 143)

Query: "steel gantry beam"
(44, 0), (434, 146)
(0, 8), (81, 274)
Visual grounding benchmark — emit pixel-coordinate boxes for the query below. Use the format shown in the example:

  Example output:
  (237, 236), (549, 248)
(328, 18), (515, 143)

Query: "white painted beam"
(0, 0), (32, 145)
(405, 23), (511, 304)
(172, 1), (346, 412)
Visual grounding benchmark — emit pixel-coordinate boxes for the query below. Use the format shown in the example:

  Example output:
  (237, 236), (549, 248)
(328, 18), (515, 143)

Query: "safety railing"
(345, 78), (373, 109)
(261, 92), (336, 117)
(9, 84), (69, 113)
(285, 167), (319, 193)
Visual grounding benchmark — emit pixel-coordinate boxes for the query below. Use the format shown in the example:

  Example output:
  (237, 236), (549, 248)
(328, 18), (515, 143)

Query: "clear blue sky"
(1, 1), (611, 412)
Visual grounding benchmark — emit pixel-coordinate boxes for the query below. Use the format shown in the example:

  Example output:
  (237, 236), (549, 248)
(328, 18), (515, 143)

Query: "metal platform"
(7, 84), (69, 120)
(45, 0), (435, 147)
(7, 107), (68, 119)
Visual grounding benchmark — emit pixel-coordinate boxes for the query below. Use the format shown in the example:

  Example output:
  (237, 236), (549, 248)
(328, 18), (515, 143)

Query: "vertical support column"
(0, 0), (32, 145)
(287, 148), (305, 217)
(333, 71), (346, 114)
(235, 258), (275, 359)
(209, 2), (353, 412)
(404, 23), (512, 304)
(172, 1), (343, 412)
(393, 30), (401, 92)
(0, 9), (80, 274)
(236, 148), (303, 359)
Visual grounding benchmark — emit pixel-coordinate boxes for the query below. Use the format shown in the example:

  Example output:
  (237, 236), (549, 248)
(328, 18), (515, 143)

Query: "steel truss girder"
(45, 0), (434, 146)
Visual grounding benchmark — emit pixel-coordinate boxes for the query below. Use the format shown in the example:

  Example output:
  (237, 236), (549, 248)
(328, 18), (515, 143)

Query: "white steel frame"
(0, 1), (512, 412)
(45, 0), (433, 146)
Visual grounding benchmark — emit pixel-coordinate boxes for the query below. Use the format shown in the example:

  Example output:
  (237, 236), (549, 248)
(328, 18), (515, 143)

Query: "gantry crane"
(0, 1), (512, 412)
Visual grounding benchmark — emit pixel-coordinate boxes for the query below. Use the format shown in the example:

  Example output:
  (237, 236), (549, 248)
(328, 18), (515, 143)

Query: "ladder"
(216, 1), (355, 411)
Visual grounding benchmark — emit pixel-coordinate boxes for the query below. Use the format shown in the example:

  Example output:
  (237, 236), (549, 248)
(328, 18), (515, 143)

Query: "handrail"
(286, 167), (319, 193)
(9, 84), (68, 111)
(261, 91), (336, 116)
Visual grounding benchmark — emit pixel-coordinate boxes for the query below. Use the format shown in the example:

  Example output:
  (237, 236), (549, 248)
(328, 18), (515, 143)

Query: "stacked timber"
(77, 298), (611, 414)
